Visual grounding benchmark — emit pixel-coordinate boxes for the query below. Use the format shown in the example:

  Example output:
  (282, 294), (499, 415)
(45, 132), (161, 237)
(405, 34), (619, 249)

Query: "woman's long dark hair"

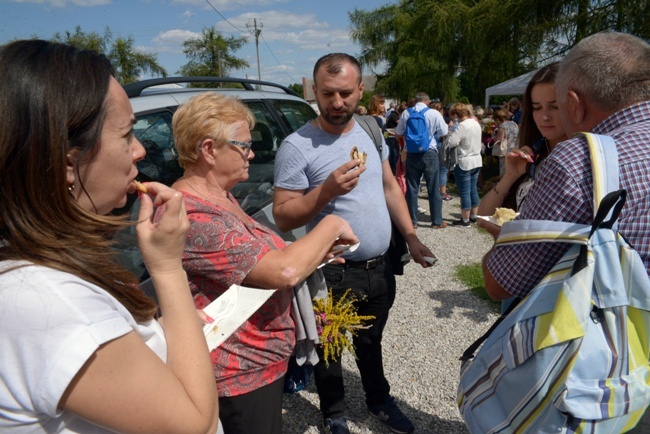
(502, 63), (560, 211)
(517, 62), (559, 161)
(0, 40), (156, 321)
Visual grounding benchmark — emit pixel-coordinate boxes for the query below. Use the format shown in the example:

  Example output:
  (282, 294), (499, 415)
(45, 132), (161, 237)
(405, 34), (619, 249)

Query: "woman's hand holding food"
(135, 181), (190, 277)
(477, 208), (518, 240)
(504, 146), (534, 180)
(477, 217), (502, 240)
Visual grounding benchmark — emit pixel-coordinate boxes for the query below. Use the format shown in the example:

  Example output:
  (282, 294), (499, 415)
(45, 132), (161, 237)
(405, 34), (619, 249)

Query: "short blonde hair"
(449, 102), (471, 119)
(172, 92), (255, 169)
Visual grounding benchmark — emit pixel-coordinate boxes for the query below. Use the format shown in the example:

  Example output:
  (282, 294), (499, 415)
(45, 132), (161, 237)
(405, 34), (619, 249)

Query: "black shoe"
(368, 395), (415, 434)
(469, 216), (477, 223)
(452, 219), (471, 227)
(322, 417), (350, 434)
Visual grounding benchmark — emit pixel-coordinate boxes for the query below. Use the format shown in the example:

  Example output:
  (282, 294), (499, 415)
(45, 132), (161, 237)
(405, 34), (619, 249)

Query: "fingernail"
(205, 315), (215, 323)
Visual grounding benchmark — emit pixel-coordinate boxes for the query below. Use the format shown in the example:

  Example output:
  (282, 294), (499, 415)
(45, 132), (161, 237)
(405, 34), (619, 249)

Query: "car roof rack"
(123, 76), (298, 98)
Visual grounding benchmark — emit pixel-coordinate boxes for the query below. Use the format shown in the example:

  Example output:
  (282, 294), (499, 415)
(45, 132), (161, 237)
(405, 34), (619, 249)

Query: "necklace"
(184, 177), (229, 201)
(182, 177), (252, 226)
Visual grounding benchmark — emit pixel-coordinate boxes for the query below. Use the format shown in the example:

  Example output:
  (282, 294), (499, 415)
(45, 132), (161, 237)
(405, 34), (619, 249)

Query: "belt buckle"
(365, 257), (380, 269)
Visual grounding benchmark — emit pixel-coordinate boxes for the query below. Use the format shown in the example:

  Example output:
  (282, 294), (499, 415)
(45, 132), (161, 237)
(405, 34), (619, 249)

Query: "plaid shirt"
(488, 101), (650, 298)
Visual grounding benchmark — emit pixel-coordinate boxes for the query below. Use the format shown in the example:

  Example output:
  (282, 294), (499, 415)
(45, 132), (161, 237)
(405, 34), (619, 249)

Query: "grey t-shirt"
(274, 121), (392, 261)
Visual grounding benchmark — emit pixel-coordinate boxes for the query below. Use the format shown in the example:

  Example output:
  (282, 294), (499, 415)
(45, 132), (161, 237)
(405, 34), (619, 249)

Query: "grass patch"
(454, 262), (499, 308)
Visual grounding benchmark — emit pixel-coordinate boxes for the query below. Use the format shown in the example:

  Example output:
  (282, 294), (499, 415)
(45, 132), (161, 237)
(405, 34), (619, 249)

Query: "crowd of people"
(368, 91), (520, 231)
(1, 30), (649, 434)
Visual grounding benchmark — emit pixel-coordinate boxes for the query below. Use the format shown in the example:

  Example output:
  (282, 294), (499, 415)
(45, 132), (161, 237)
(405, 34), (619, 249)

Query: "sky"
(0, 0), (396, 87)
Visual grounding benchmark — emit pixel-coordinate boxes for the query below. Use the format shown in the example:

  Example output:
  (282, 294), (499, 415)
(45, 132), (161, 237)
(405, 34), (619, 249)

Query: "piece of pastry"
(350, 146), (368, 167)
(134, 180), (148, 193)
(493, 207), (518, 225)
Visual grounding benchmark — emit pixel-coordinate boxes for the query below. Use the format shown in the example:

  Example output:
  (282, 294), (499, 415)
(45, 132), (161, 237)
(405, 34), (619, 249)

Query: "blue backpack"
(404, 107), (431, 153)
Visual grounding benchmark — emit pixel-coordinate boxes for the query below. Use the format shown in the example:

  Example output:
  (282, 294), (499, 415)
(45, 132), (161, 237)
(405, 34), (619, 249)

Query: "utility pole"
(247, 18), (262, 82)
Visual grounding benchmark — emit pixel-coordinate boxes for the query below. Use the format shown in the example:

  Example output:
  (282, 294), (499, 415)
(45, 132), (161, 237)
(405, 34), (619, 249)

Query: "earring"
(68, 184), (75, 197)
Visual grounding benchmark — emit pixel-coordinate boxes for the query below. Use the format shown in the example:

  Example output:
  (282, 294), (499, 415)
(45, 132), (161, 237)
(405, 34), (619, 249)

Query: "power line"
(204, 0), (246, 33)
(260, 33), (298, 84)
(203, 0), (298, 85)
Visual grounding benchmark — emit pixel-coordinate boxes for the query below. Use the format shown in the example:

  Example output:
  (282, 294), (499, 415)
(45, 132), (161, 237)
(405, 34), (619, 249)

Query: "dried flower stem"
(313, 288), (375, 365)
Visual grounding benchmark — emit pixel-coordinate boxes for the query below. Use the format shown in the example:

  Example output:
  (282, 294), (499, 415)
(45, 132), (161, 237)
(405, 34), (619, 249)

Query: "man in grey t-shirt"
(273, 53), (434, 434)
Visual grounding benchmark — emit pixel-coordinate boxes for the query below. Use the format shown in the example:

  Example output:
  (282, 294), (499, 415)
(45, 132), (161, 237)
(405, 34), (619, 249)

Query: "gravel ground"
(282, 193), (499, 434)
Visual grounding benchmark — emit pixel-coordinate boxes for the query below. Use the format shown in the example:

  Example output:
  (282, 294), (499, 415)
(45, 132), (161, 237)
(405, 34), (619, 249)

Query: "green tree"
(288, 83), (304, 97)
(108, 36), (167, 85)
(178, 26), (249, 85)
(52, 25), (109, 52)
(350, 0), (649, 105)
(50, 26), (167, 85)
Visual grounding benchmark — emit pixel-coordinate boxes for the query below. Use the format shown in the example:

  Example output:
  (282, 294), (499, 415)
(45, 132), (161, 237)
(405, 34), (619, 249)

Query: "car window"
(133, 111), (184, 186)
(130, 99), (312, 217)
(271, 99), (317, 131)
(231, 101), (286, 216)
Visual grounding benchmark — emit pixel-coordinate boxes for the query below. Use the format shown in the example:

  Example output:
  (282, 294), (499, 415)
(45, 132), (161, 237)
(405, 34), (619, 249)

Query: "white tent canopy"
(484, 69), (540, 107)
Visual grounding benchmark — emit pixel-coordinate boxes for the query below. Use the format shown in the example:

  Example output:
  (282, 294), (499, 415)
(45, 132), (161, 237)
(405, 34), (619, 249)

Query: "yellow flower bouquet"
(313, 288), (375, 365)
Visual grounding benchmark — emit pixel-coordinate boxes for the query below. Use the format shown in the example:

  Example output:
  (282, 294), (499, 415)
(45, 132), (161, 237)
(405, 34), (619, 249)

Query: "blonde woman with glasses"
(163, 92), (358, 434)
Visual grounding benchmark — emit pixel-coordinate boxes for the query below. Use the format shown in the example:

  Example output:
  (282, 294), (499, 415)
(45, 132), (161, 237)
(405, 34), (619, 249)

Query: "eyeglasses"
(225, 139), (252, 158)
(197, 138), (253, 159)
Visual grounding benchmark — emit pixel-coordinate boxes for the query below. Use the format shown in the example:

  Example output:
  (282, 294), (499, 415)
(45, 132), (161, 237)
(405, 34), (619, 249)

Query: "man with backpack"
(473, 31), (650, 433)
(395, 92), (449, 228)
(482, 32), (650, 304)
(272, 53), (435, 434)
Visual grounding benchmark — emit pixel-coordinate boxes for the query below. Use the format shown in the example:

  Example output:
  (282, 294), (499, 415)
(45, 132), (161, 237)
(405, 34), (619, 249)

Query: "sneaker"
(442, 193), (453, 201)
(368, 396), (414, 434)
(469, 216), (478, 223)
(452, 219), (471, 227)
(322, 417), (350, 434)
(417, 206), (427, 214)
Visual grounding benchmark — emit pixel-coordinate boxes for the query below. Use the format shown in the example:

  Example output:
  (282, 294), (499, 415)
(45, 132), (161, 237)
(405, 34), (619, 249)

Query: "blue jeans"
(454, 166), (480, 210)
(405, 149), (442, 226)
(314, 258), (396, 417)
(439, 163), (448, 187)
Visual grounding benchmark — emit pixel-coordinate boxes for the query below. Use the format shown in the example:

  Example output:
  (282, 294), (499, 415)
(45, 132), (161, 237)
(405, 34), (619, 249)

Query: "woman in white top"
(0, 40), (219, 433)
(446, 102), (483, 226)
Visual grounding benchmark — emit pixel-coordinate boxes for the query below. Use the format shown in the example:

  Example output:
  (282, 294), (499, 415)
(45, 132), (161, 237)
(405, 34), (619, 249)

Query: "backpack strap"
(354, 114), (384, 155)
(579, 132), (619, 218)
(496, 220), (590, 246)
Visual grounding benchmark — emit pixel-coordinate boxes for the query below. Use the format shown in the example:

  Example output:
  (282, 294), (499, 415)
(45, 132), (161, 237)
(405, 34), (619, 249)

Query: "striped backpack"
(457, 133), (650, 433)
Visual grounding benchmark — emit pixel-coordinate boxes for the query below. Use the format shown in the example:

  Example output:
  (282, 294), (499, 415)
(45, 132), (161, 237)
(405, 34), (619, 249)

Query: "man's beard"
(320, 106), (355, 126)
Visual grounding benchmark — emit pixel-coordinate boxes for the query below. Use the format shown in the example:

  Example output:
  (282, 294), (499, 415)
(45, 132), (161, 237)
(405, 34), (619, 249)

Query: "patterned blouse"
(180, 193), (294, 397)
